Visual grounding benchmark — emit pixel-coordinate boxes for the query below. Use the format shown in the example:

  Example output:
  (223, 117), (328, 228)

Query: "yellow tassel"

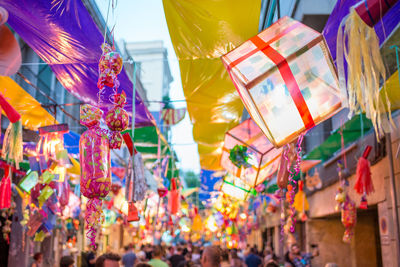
(293, 190), (309, 212)
(2, 120), (23, 169)
(338, 8), (394, 138)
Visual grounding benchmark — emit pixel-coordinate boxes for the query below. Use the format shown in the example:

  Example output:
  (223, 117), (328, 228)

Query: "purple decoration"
(1, 0), (155, 127)
(323, 0), (400, 61)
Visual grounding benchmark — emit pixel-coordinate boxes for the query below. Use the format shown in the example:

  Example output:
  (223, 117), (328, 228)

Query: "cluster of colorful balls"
(97, 43), (123, 90)
(335, 185), (356, 243)
(79, 104), (111, 248)
(105, 91), (129, 149)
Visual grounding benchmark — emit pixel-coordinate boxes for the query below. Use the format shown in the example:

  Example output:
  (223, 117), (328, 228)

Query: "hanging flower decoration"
(229, 145), (251, 169)
(79, 104), (111, 248)
(105, 91), (129, 149)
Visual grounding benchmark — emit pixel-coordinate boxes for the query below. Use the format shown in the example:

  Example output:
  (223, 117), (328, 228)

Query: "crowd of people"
(74, 242), (325, 267)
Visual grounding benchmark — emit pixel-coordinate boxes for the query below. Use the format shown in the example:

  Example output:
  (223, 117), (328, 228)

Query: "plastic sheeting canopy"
(2, 0), (154, 127)
(0, 76), (56, 130)
(163, 0), (261, 170)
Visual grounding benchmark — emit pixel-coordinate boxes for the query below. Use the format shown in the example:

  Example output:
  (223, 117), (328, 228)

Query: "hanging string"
(390, 45), (400, 84)
(103, 0), (112, 45)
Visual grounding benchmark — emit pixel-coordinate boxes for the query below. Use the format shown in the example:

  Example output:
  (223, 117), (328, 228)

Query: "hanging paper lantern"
(79, 104), (111, 248)
(36, 124), (69, 161)
(97, 43), (123, 90)
(105, 91), (129, 149)
(337, 0), (396, 137)
(220, 174), (256, 201)
(222, 16), (341, 147)
(222, 119), (282, 186)
(192, 214), (203, 232)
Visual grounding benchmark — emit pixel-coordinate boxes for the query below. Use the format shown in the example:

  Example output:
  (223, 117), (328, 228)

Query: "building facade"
(124, 40), (174, 131)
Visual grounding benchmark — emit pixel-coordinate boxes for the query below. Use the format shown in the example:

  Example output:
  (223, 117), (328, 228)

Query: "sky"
(95, 0), (201, 173)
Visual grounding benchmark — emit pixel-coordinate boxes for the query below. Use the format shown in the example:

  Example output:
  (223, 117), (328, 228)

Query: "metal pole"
(385, 133), (400, 263)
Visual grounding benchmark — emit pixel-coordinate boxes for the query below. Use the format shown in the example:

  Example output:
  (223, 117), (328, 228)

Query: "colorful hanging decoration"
(0, 92), (22, 169)
(168, 178), (180, 215)
(222, 16), (341, 147)
(222, 119), (282, 186)
(97, 43), (123, 91)
(161, 107), (186, 126)
(337, 0), (396, 137)
(105, 91), (129, 149)
(0, 166), (12, 209)
(220, 174), (256, 201)
(305, 168), (322, 191)
(336, 185), (357, 243)
(79, 104), (111, 248)
(36, 124), (69, 161)
(1, 200), (15, 244)
(229, 145), (251, 169)
(354, 146), (374, 209)
(293, 180), (309, 221)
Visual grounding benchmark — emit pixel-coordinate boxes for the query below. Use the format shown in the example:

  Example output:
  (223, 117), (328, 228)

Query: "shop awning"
(163, 0), (261, 170)
(0, 76), (56, 130)
(2, 0), (154, 127)
(304, 114), (373, 161)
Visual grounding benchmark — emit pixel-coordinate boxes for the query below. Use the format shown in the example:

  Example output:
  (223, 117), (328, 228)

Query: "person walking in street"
(31, 253), (43, 267)
(169, 247), (185, 267)
(200, 246), (221, 267)
(288, 243), (319, 267)
(60, 256), (75, 267)
(245, 247), (262, 267)
(122, 244), (137, 267)
(148, 246), (168, 267)
(231, 250), (245, 267)
(220, 249), (230, 267)
(95, 253), (121, 267)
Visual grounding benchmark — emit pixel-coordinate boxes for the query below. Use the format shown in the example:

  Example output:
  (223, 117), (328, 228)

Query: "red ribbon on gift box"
(227, 19), (315, 130)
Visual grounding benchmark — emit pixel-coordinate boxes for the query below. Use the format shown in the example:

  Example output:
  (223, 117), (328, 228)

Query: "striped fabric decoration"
(161, 108), (186, 125)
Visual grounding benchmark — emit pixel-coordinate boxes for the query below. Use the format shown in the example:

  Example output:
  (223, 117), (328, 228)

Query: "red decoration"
(157, 188), (168, 198)
(0, 93), (20, 123)
(354, 146), (374, 195)
(168, 178), (180, 215)
(0, 166), (11, 209)
(127, 202), (139, 222)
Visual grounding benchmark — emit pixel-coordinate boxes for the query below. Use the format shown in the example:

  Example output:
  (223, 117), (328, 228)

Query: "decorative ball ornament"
(97, 43), (123, 90)
(105, 92), (129, 149)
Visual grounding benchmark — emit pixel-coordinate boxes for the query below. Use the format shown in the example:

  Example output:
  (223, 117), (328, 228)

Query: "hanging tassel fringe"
(337, 8), (394, 138)
(2, 120), (23, 169)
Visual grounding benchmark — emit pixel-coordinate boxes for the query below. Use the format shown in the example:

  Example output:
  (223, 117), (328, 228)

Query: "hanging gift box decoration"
(220, 174), (257, 201)
(36, 124), (69, 161)
(79, 104), (111, 248)
(222, 119), (282, 186)
(337, 0), (397, 137)
(222, 16), (341, 147)
(105, 91), (129, 149)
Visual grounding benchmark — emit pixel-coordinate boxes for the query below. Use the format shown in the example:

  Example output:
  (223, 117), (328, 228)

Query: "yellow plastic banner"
(163, 0), (261, 170)
(0, 76), (56, 130)
(381, 70), (400, 110)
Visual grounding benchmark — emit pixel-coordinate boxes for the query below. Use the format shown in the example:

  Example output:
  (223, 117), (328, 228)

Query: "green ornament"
(229, 145), (251, 169)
